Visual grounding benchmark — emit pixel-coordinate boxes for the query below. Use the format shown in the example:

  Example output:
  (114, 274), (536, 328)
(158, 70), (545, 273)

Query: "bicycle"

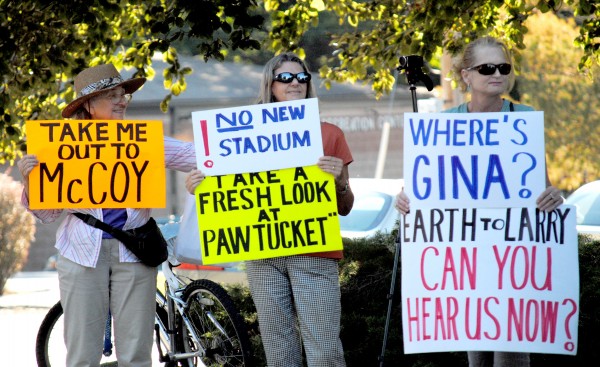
(35, 219), (252, 367)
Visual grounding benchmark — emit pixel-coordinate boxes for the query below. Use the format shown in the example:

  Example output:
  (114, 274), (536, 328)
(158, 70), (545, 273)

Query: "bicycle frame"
(37, 218), (251, 367)
(155, 260), (208, 366)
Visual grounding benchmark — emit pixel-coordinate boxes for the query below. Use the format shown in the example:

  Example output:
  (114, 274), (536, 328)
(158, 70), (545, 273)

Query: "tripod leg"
(378, 233), (402, 367)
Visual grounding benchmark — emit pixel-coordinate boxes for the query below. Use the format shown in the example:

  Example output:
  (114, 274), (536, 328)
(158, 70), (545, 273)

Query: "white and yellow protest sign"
(26, 120), (166, 209)
(401, 111), (579, 355)
(194, 165), (343, 264)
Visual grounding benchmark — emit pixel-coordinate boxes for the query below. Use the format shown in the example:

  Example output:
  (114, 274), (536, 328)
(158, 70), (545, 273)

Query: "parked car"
(564, 180), (600, 235)
(339, 178), (404, 239)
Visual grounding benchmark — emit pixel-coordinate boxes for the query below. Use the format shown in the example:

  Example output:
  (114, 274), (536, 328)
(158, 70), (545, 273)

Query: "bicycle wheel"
(36, 301), (120, 367)
(36, 301), (65, 367)
(181, 279), (252, 366)
(36, 301), (167, 367)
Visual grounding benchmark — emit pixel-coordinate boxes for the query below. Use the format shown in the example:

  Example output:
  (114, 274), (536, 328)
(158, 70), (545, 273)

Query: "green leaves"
(265, 0), (599, 102)
(0, 0), (264, 163)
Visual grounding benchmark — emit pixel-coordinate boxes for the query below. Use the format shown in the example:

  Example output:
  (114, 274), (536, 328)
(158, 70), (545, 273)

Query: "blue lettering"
(262, 108), (278, 123)
(434, 119), (451, 146)
(217, 131), (312, 157)
(278, 106), (289, 121)
(413, 154), (510, 202)
(413, 155), (431, 200)
(470, 119), (485, 145)
(216, 113), (235, 129)
(219, 140), (232, 156)
(485, 119), (499, 145)
(243, 138), (257, 154)
(410, 118), (505, 146)
(438, 155), (445, 200)
(453, 119), (466, 146)
(216, 111), (254, 132)
(293, 130), (310, 147)
(483, 154), (509, 199)
(257, 136), (272, 152)
(276, 133), (290, 150)
(288, 105), (305, 119)
(409, 118), (435, 146)
(262, 104), (306, 123)
(511, 118), (528, 145)
(451, 155), (478, 199)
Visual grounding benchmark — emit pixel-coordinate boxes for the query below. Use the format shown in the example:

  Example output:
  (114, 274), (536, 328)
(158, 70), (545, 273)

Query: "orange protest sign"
(26, 120), (166, 209)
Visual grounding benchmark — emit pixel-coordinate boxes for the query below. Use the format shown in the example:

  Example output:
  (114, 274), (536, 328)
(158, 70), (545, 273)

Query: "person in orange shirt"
(186, 52), (354, 366)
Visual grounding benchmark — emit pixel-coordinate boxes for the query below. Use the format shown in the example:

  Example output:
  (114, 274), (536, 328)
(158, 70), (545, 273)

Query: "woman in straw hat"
(18, 64), (197, 366)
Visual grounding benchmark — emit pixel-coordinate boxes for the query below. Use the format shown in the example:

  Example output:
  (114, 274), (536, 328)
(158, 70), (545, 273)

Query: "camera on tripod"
(397, 54), (433, 91)
(398, 55), (424, 71)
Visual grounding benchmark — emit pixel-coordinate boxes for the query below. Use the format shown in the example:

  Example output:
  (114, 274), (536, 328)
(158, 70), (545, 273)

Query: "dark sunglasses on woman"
(273, 72), (312, 84)
(465, 63), (512, 75)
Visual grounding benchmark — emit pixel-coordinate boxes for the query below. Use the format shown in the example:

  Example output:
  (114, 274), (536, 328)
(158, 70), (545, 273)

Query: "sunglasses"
(273, 72), (312, 84)
(465, 63), (512, 76)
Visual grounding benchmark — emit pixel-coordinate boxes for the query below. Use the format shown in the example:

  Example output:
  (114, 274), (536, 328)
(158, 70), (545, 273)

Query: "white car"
(339, 178), (404, 239)
(564, 180), (600, 235)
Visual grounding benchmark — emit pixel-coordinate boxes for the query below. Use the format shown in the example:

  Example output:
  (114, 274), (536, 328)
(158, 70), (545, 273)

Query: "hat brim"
(61, 77), (146, 118)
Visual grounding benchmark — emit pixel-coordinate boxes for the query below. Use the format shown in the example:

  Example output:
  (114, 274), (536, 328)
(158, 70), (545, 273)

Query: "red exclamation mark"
(200, 120), (213, 168)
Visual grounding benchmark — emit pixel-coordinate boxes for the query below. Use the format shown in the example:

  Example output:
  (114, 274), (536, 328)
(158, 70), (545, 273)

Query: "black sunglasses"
(273, 72), (312, 84)
(465, 63), (512, 76)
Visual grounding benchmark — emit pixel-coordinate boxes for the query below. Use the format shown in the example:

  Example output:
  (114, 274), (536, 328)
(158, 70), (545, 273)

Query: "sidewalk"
(0, 271), (59, 367)
(0, 269), (246, 366)
(0, 271), (59, 308)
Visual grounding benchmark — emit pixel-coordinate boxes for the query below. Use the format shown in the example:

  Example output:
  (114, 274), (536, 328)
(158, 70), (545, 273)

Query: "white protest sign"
(401, 111), (579, 355)
(192, 98), (323, 175)
(400, 206), (579, 355)
(404, 112), (546, 208)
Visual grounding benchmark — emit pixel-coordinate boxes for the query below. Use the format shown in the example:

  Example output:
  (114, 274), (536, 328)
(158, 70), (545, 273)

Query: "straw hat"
(62, 64), (146, 118)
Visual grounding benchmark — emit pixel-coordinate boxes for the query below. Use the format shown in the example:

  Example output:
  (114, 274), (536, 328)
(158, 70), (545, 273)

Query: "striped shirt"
(22, 136), (196, 268)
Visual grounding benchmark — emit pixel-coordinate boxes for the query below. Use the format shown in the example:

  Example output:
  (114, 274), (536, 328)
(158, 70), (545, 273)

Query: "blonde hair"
(451, 36), (516, 93)
(256, 52), (317, 104)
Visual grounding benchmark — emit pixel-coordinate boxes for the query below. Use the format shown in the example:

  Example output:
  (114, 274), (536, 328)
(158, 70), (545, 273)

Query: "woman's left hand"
(185, 169), (206, 194)
(536, 186), (564, 212)
(317, 156), (343, 180)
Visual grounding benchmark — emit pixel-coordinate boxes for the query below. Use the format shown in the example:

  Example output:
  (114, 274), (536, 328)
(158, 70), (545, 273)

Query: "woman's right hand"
(395, 188), (410, 215)
(17, 154), (39, 180)
(185, 169), (206, 194)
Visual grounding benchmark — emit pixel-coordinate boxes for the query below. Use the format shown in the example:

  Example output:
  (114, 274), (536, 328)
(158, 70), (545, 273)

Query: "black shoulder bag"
(72, 212), (168, 267)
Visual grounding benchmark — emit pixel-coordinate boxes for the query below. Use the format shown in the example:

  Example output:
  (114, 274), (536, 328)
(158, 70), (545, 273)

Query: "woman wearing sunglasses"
(253, 53), (354, 367)
(447, 36), (528, 114)
(186, 52), (354, 366)
(395, 36), (563, 367)
(248, 53), (355, 367)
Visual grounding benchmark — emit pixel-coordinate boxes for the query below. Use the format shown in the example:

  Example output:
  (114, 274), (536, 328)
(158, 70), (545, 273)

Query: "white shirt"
(22, 136), (196, 267)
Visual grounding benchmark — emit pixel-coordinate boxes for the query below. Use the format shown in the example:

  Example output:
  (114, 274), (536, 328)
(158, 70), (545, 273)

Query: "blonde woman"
(395, 37), (563, 367)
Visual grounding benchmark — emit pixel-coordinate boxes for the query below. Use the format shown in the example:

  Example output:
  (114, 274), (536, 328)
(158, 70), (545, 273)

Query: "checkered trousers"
(246, 256), (346, 367)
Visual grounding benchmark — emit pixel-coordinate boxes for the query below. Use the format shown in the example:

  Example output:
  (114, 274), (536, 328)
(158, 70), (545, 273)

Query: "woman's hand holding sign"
(317, 155), (353, 216)
(395, 189), (410, 215)
(17, 154), (39, 178)
(536, 185), (564, 212)
(317, 155), (343, 179)
(17, 154), (39, 199)
(185, 169), (206, 194)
